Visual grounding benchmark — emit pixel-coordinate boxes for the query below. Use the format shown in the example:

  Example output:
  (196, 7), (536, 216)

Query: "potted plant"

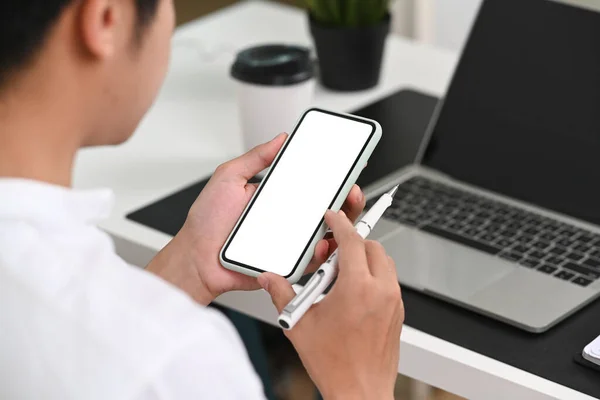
(304, 0), (391, 91)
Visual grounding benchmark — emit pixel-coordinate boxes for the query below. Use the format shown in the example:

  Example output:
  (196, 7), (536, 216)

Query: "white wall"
(391, 0), (482, 52)
(430, 0), (482, 50)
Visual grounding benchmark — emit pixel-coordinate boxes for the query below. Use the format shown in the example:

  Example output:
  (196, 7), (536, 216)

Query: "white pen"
(278, 184), (400, 330)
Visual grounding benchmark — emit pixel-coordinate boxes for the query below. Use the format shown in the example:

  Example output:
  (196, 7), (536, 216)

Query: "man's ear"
(78, 0), (122, 59)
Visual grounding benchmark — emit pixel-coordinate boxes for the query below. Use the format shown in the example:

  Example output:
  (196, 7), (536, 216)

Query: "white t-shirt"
(0, 179), (266, 400)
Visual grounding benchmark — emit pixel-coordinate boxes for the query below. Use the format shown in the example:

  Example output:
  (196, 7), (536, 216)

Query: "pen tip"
(387, 185), (400, 197)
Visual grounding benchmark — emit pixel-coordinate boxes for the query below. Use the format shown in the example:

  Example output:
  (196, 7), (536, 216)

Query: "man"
(0, 0), (404, 399)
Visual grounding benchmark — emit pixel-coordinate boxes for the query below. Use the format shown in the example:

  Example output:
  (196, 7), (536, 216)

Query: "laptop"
(365, 0), (600, 332)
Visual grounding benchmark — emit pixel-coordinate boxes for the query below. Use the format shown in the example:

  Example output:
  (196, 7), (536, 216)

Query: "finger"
(305, 240), (330, 274)
(340, 184), (366, 223)
(306, 238), (337, 273)
(217, 133), (287, 181)
(258, 273), (296, 314)
(324, 210), (368, 278)
(364, 240), (390, 278)
(325, 237), (337, 253)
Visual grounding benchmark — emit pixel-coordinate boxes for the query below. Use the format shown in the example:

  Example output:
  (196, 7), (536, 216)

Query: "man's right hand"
(258, 210), (404, 400)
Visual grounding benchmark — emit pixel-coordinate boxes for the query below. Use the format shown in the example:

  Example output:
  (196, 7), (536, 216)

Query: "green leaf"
(346, 0), (359, 26)
(305, 0), (389, 26)
(309, 0), (330, 22)
(328, 0), (342, 24)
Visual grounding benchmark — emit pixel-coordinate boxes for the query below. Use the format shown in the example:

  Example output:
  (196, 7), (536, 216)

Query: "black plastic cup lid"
(231, 44), (314, 86)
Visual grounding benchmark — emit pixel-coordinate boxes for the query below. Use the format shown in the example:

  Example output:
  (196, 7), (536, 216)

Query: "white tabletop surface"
(73, 2), (596, 399)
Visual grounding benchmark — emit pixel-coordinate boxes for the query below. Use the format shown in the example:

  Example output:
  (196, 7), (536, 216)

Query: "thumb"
(258, 273), (296, 313)
(220, 133), (287, 181)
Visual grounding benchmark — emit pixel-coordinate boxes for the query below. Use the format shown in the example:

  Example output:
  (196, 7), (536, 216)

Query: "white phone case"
(583, 334), (600, 366)
(219, 108), (382, 283)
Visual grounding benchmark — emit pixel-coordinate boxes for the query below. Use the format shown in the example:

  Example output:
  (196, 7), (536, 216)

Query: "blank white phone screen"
(224, 110), (374, 276)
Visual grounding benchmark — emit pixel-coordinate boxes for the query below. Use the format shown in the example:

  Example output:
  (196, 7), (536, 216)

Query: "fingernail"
(338, 210), (346, 217)
(257, 274), (269, 291)
(273, 133), (287, 141)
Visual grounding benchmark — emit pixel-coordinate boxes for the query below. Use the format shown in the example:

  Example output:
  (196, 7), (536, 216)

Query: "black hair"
(0, 0), (160, 86)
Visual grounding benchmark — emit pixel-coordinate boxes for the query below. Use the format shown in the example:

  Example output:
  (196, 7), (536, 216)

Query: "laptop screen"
(422, 0), (600, 226)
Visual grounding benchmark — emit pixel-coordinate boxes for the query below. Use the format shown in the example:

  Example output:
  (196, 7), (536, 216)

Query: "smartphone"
(219, 108), (381, 282)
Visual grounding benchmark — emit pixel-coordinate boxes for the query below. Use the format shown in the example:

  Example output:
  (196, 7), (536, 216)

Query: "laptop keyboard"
(371, 176), (600, 287)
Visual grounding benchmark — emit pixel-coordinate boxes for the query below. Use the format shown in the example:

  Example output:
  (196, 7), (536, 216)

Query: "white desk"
(73, 2), (595, 399)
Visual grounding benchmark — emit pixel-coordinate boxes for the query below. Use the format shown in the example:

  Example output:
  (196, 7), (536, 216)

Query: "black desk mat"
(127, 89), (600, 397)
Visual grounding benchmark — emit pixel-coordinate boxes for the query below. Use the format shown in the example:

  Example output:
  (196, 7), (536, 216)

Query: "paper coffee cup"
(231, 45), (315, 151)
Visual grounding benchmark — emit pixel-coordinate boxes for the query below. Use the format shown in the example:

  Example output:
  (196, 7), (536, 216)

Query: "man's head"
(0, 0), (175, 146)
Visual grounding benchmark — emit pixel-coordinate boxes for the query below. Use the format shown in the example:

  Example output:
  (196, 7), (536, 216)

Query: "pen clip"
(283, 270), (325, 314)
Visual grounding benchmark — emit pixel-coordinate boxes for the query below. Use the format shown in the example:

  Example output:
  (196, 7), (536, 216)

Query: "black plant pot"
(309, 13), (390, 92)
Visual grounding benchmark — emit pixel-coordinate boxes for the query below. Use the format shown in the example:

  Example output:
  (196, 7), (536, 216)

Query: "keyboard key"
(549, 247), (567, 256)
(491, 216), (508, 224)
(430, 218), (448, 226)
(454, 214), (468, 221)
(511, 211), (527, 220)
(574, 243), (592, 254)
(555, 270), (575, 281)
(566, 252), (584, 262)
(517, 236), (534, 244)
(476, 211), (491, 219)
(590, 250), (600, 259)
(420, 212), (435, 222)
(524, 227), (541, 235)
(543, 224), (561, 233)
(423, 203), (438, 211)
(545, 256), (564, 266)
(499, 252), (522, 263)
(440, 207), (457, 215)
(557, 238), (575, 247)
(562, 262), (600, 280)
(507, 222), (524, 230)
(529, 250), (546, 260)
(501, 228), (518, 237)
(526, 218), (542, 226)
(540, 232), (558, 241)
(447, 222), (464, 231)
(583, 258), (600, 270)
(559, 228), (577, 237)
(573, 276), (593, 287)
(532, 241), (550, 250)
(486, 224), (502, 233)
(520, 258), (540, 268)
(479, 234), (497, 243)
(463, 228), (479, 237)
(421, 225), (501, 256)
(579, 235), (594, 244)
(538, 264), (558, 274)
(495, 238), (512, 248)
(512, 245), (530, 254)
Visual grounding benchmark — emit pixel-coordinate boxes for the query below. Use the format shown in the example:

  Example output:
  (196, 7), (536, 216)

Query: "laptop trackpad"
(381, 229), (517, 300)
